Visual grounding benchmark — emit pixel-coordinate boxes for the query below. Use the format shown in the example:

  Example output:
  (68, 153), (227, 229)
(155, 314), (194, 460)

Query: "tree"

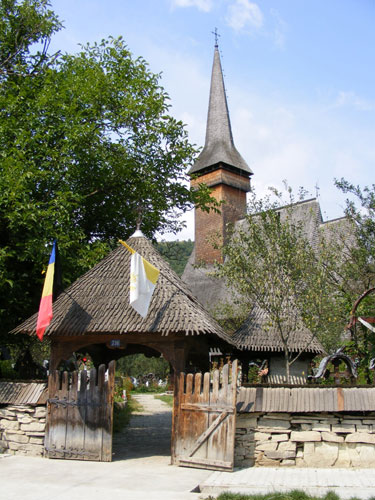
(156, 240), (194, 276)
(0, 2), (216, 350)
(215, 186), (344, 382)
(0, 0), (61, 80)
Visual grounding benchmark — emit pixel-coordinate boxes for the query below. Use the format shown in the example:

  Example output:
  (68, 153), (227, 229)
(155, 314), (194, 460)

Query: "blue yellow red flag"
(36, 241), (57, 341)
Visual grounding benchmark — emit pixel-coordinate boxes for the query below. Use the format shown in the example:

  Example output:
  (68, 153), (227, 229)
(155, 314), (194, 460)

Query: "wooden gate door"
(45, 360), (115, 461)
(172, 360), (238, 471)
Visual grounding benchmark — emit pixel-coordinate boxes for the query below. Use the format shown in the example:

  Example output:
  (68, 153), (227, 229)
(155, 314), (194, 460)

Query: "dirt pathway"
(112, 393), (172, 461)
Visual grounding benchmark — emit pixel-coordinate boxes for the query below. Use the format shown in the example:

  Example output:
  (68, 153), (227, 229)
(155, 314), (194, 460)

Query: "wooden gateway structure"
(11, 233), (238, 467)
(12, 233), (233, 374)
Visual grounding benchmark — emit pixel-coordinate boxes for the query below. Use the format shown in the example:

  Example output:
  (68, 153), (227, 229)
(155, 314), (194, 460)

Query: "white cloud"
(270, 8), (287, 50)
(226, 0), (263, 32)
(171, 0), (213, 12)
(335, 91), (375, 111)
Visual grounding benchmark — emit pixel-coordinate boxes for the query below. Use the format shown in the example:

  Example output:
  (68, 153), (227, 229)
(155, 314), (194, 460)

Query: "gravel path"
(112, 393), (172, 461)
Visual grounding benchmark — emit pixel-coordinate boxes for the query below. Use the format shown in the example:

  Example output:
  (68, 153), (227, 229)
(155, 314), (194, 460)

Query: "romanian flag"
(36, 240), (58, 341)
(119, 239), (160, 318)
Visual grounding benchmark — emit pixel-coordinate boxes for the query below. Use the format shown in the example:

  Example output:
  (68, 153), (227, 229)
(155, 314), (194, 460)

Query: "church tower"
(190, 43), (253, 264)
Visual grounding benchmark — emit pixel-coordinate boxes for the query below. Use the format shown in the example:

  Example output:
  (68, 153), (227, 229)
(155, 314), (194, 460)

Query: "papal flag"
(36, 240), (59, 341)
(119, 239), (160, 318)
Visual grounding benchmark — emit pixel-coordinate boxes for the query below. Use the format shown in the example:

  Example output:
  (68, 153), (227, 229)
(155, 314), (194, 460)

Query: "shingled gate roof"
(11, 234), (232, 342)
(233, 306), (325, 354)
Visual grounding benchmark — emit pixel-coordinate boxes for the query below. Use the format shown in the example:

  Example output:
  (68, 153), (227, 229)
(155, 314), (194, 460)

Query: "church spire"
(189, 43), (252, 176)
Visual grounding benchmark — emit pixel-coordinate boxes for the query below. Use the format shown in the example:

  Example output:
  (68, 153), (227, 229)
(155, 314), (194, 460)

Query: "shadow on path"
(112, 394), (172, 461)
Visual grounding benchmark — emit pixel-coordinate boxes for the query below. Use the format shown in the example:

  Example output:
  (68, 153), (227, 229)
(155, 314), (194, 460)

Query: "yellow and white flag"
(119, 239), (160, 318)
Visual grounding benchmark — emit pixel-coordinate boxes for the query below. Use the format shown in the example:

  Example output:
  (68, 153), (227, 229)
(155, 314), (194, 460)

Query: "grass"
(112, 397), (143, 433)
(154, 394), (173, 407)
(203, 491), (369, 500)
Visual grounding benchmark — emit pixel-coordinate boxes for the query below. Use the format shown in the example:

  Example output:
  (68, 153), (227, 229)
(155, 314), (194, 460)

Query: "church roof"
(189, 45), (252, 176)
(11, 234), (232, 342)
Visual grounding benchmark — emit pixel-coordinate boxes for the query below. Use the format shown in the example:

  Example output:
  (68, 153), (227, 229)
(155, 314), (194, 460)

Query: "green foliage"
(116, 353), (170, 379)
(0, 0), (61, 80)
(132, 385), (166, 393)
(0, 2), (218, 350)
(332, 179), (375, 307)
(0, 359), (17, 379)
(209, 490), (346, 500)
(155, 239), (193, 276)
(112, 397), (142, 433)
(215, 184), (345, 381)
(154, 394), (173, 406)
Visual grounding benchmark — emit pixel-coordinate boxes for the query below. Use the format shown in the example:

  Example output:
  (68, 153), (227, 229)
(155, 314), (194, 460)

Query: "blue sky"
(49, 0), (375, 240)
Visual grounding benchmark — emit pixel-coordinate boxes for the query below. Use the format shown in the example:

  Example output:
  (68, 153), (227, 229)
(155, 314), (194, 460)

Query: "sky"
(49, 0), (375, 240)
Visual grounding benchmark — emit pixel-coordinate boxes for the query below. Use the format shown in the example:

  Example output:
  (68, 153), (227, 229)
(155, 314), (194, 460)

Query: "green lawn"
(154, 394), (173, 407)
(204, 491), (370, 500)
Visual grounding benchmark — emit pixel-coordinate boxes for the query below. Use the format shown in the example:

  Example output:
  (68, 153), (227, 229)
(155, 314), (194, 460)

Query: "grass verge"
(154, 394), (173, 407)
(113, 397), (143, 433)
(204, 491), (365, 500)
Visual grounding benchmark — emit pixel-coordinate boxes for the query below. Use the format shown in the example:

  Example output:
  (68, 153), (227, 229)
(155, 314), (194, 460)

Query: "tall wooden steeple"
(189, 42), (253, 264)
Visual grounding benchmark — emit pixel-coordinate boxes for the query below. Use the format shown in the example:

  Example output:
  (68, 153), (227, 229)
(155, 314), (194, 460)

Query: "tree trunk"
(285, 350), (290, 384)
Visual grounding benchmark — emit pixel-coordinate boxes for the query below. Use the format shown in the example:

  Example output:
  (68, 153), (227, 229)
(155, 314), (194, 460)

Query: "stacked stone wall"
(0, 405), (46, 457)
(235, 412), (375, 468)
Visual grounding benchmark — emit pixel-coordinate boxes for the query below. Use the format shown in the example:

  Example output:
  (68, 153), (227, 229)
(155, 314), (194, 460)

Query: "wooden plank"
(178, 456), (233, 470)
(181, 403), (234, 413)
(225, 360), (237, 466)
(45, 370), (60, 458)
(64, 371), (81, 459)
(102, 360), (115, 462)
(188, 411), (229, 457)
(83, 367), (102, 461)
(52, 371), (69, 459)
(255, 387), (263, 411)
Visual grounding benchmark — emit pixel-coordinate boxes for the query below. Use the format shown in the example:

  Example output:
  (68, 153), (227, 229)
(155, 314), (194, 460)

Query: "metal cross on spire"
(211, 27), (220, 48)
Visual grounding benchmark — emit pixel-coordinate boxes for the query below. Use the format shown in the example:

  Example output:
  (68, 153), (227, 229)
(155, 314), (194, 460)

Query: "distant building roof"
(232, 306), (324, 354)
(188, 46), (252, 176)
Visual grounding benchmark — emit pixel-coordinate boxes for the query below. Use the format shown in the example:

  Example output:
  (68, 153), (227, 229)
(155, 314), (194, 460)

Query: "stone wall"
(235, 412), (375, 468)
(0, 404), (46, 457)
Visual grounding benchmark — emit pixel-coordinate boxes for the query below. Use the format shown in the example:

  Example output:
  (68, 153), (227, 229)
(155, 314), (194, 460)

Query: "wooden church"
(181, 42), (342, 383)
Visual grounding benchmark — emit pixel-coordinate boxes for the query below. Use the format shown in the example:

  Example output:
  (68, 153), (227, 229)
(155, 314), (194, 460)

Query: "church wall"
(267, 355), (309, 384)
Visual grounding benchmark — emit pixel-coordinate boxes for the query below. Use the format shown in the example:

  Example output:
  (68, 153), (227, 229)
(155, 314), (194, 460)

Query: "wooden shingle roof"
(233, 306), (325, 354)
(11, 235), (232, 342)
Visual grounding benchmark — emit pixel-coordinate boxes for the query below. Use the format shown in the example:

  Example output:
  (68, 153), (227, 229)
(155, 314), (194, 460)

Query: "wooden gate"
(45, 360), (115, 461)
(172, 360), (238, 471)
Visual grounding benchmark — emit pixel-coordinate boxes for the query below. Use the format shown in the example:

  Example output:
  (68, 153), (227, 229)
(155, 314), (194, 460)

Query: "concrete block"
(255, 441), (278, 451)
(303, 442), (338, 467)
(278, 441), (297, 452)
(281, 459), (295, 466)
(345, 432), (375, 444)
(312, 423), (330, 432)
(20, 422), (45, 432)
(5, 432), (29, 444)
(258, 418), (290, 429)
(271, 434), (288, 442)
(0, 419), (19, 430)
(290, 431), (321, 442)
(265, 450), (296, 460)
(321, 432), (344, 443)
(332, 424), (355, 433)
(254, 432), (271, 441)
